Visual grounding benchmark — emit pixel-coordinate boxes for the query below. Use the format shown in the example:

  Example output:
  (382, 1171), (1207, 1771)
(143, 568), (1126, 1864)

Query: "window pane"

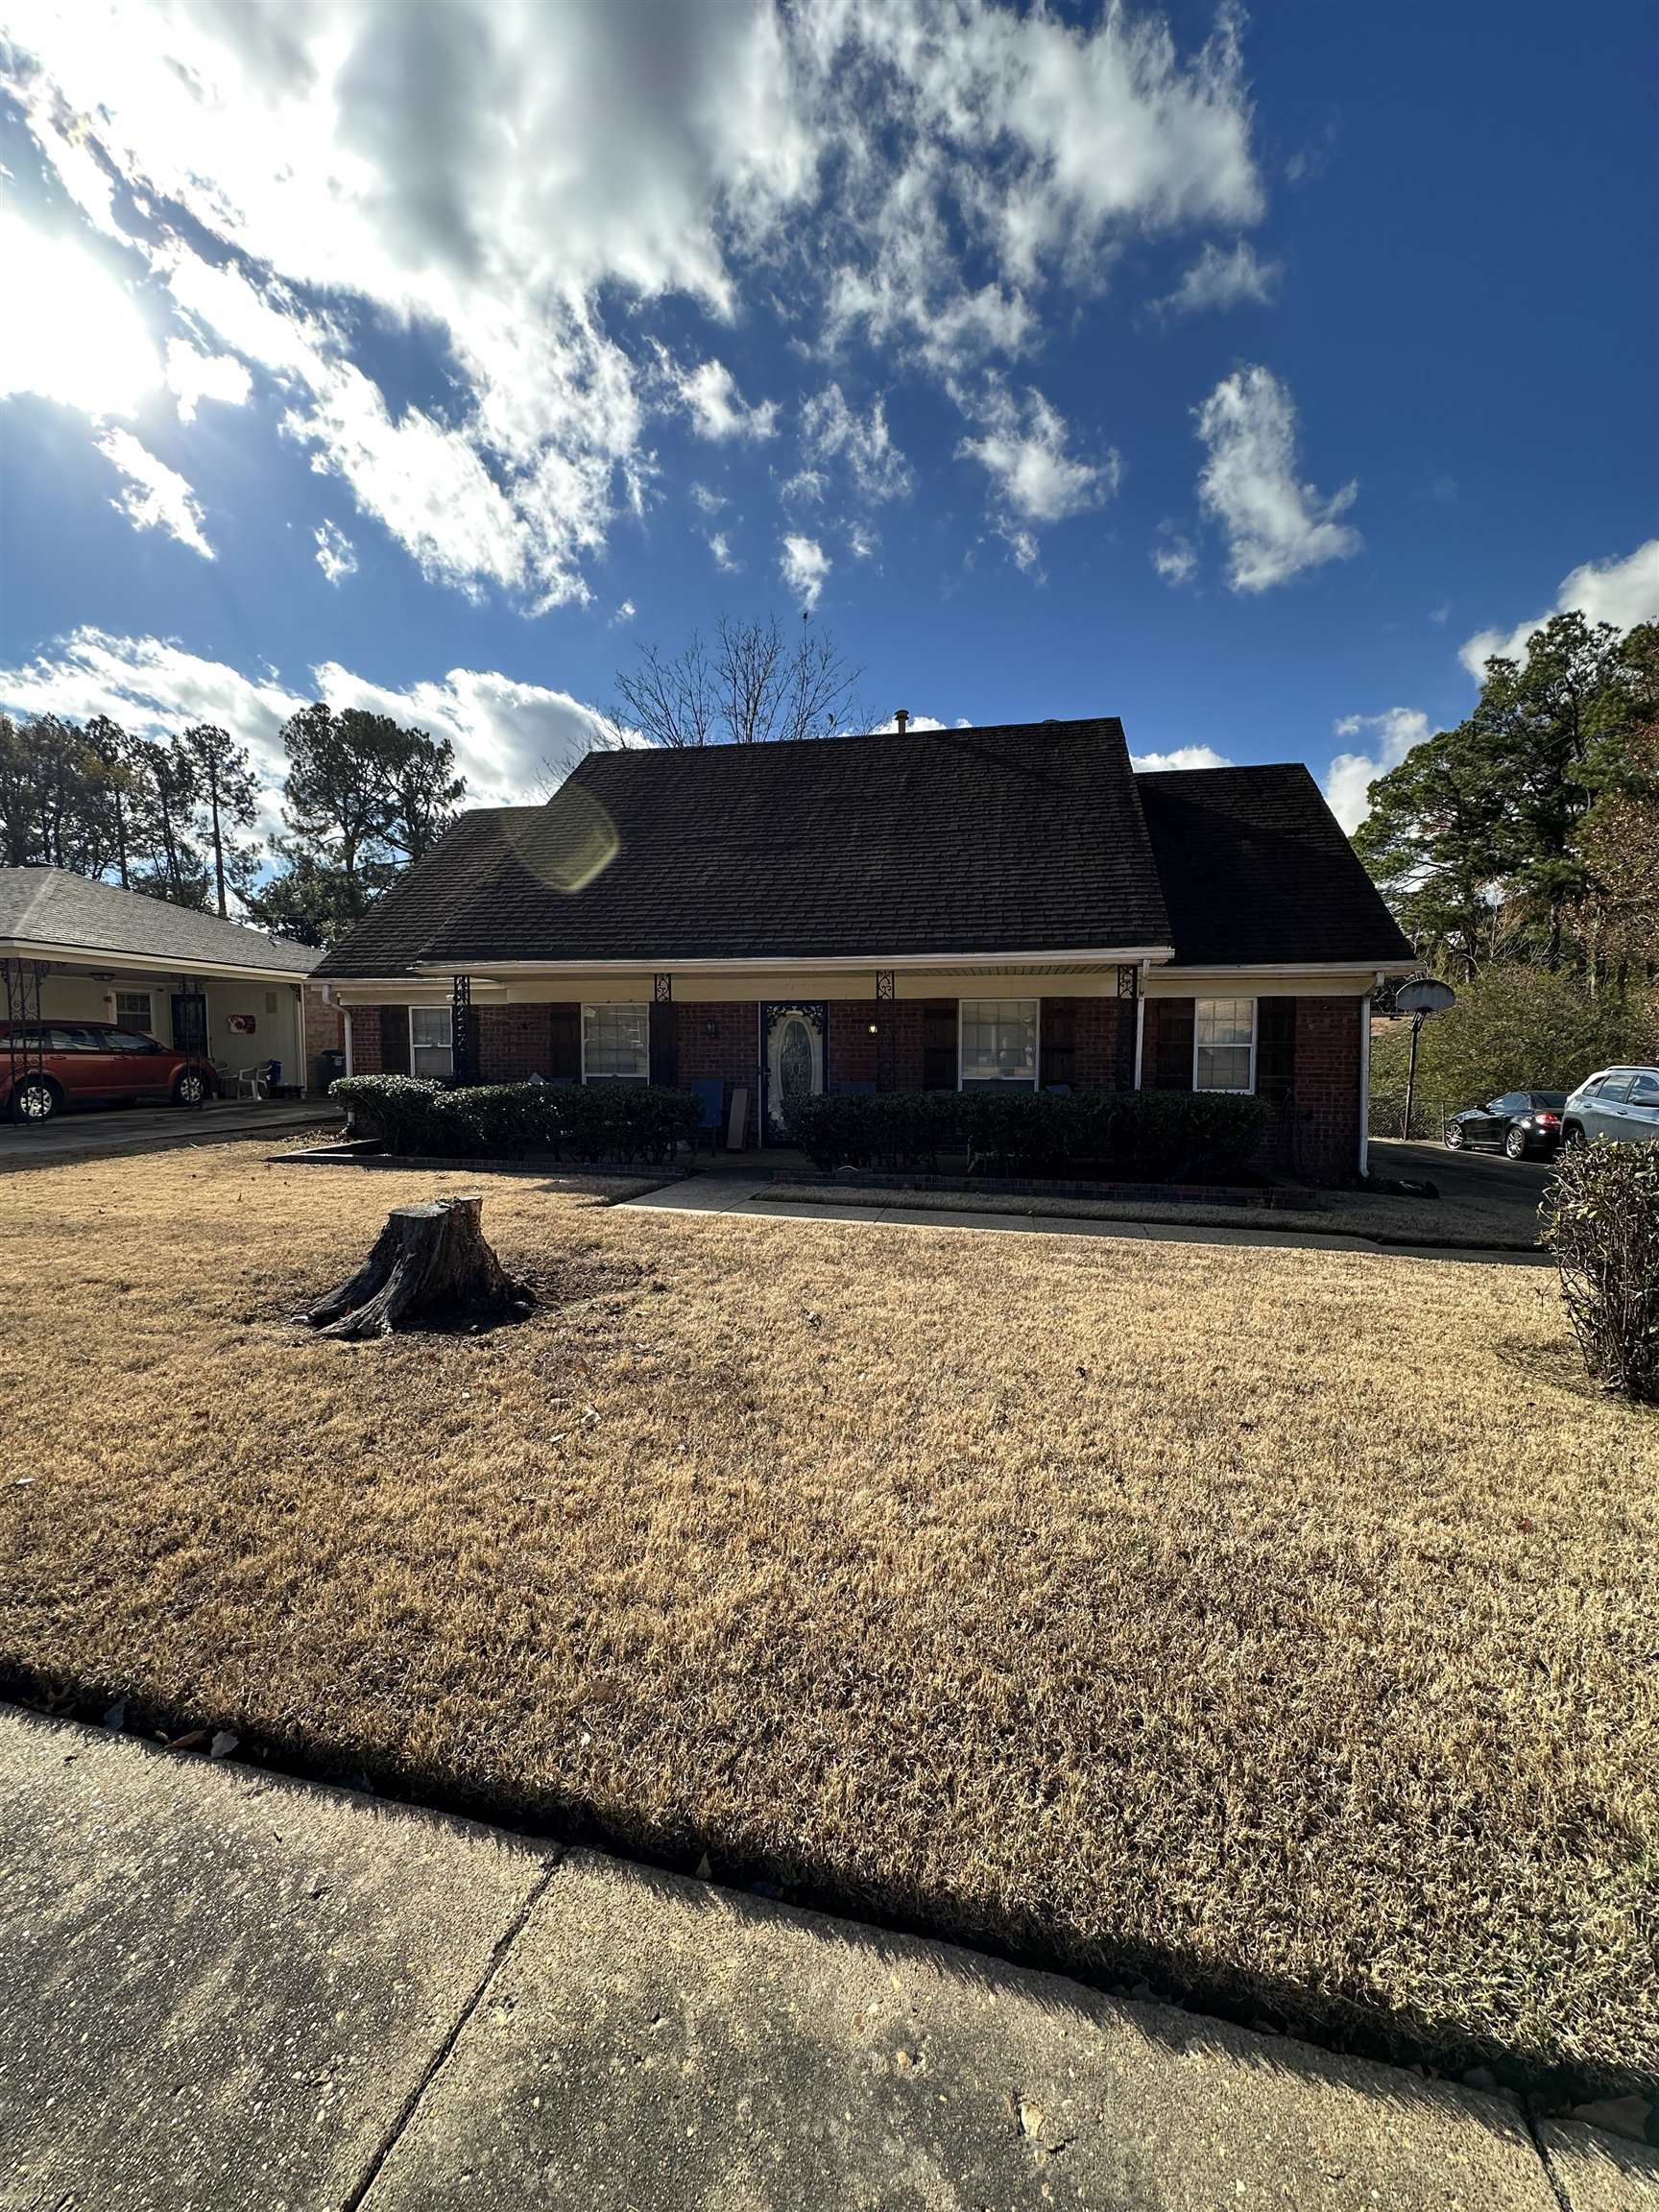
(1194, 998), (1253, 1092)
(583, 1002), (650, 1082)
(410, 1005), (453, 1080)
(960, 998), (1037, 1086)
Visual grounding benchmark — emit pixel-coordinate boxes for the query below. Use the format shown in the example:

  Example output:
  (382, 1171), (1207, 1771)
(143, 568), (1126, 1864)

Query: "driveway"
(0, 1097), (339, 1169)
(1372, 1135), (1555, 1238)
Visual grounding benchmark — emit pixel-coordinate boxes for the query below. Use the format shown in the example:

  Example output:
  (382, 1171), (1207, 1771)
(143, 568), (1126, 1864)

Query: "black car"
(1444, 1091), (1567, 1159)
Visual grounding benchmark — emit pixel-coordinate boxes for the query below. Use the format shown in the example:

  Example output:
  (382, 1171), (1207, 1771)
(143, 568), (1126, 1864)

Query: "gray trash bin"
(317, 1048), (347, 1092)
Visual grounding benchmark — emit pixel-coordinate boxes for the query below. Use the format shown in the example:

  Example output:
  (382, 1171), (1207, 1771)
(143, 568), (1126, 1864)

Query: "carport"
(1, 866), (334, 1115)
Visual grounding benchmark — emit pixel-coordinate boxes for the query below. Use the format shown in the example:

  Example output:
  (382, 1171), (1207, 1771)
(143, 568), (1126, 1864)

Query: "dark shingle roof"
(316, 719), (1173, 976)
(0, 868), (322, 975)
(1136, 764), (1413, 968)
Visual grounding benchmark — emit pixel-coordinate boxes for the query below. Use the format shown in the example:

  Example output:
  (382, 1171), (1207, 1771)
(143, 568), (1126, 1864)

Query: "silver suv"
(1561, 1068), (1659, 1146)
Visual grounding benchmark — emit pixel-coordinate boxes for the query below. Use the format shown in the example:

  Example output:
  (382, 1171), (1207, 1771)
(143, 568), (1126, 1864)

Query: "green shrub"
(328, 1075), (700, 1166)
(785, 1086), (1266, 1181)
(1543, 1139), (1659, 1404)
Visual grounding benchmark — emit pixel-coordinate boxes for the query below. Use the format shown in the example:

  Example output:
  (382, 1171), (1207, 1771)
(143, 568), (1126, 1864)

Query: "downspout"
(294, 986), (307, 1097)
(342, 1003), (355, 1078)
(1133, 961), (1147, 1090)
(1358, 979), (1378, 1180)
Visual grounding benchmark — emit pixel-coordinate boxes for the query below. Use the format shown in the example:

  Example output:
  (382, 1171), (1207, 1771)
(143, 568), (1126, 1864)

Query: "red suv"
(1, 1023), (215, 1122)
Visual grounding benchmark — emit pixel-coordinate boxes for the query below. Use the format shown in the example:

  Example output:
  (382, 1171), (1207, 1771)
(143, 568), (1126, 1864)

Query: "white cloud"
(689, 482), (728, 514)
(610, 598), (637, 625)
(677, 357), (778, 442)
(1157, 238), (1279, 316)
(95, 428), (213, 558)
(1150, 524), (1197, 587)
(165, 338), (252, 422)
(1195, 365), (1359, 592)
(2, 0), (1267, 597)
(781, 532), (830, 610)
(1459, 540), (1659, 677)
(955, 380), (1116, 535)
(0, 627), (610, 812)
(781, 468), (828, 505)
(872, 712), (950, 733)
(1131, 744), (1232, 771)
(800, 383), (912, 502)
(310, 662), (611, 806)
(1323, 707), (1430, 832)
(0, 207), (159, 417)
(708, 531), (741, 573)
(314, 520), (358, 585)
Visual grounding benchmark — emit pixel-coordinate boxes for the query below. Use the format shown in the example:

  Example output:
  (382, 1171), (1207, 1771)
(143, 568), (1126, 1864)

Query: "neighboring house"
(312, 717), (1414, 1182)
(0, 867), (338, 1094)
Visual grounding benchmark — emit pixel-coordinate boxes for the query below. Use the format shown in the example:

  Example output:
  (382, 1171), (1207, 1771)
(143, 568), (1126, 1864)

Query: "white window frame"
(956, 997), (1041, 1091)
(409, 1003), (454, 1081)
(1192, 997), (1256, 1094)
(581, 1000), (651, 1084)
(112, 989), (153, 1035)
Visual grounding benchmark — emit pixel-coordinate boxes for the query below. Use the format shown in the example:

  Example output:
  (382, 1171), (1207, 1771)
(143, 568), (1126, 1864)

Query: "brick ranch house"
(313, 716), (1415, 1184)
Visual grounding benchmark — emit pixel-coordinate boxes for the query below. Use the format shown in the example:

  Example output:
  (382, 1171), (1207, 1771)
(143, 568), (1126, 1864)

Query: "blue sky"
(1, 0), (1654, 848)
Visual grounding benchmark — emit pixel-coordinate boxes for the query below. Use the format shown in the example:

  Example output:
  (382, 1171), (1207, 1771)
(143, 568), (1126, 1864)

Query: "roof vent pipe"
(893, 709), (909, 734)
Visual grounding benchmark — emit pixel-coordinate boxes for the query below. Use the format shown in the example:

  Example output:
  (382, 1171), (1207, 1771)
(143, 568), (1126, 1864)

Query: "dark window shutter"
(648, 1000), (678, 1088)
(922, 999), (958, 1091)
(380, 1005), (410, 1075)
(1041, 999), (1075, 1089)
(548, 1003), (581, 1081)
(1257, 998), (1296, 1101)
(1152, 998), (1193, 1091)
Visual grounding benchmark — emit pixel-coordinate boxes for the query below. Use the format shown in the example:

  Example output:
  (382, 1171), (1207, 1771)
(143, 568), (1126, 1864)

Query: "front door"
(761, 1002), (826, 1142)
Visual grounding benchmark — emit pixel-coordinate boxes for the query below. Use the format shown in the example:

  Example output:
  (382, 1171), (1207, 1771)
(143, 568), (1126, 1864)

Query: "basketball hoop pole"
(1403, 1009), (1423, 1141)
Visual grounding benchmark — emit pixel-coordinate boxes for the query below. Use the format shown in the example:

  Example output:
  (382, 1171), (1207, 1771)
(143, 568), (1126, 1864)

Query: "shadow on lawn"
(0, 1669), (1641, 2118)
(0, 1700), (1585, 2186)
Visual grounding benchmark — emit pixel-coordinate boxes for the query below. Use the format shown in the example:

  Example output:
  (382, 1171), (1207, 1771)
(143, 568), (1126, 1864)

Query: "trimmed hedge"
(786, 1086), (1267, 1181)
(330, 1075), (701, 1166)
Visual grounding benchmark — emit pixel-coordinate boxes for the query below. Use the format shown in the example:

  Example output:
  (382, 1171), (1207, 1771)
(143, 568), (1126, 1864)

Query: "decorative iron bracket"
(654, 973), (673, 1003)
(875, 970), (895, 1001)
(1117, 963), (1140, 999)
(450, 973), (474, 1084)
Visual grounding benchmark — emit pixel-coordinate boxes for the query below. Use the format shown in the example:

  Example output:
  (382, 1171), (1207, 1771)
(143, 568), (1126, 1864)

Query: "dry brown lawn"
(2, 1143), (1654, 2088)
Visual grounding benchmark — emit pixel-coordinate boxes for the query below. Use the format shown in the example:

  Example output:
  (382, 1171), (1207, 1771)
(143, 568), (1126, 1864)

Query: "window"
(1593, 1072), (1634, 1102)
(582, 1002), (649, 1082)
(959, 998), (1038, 1088)
(1194, 998), (1255, 1093)
(106, 1029), (163, 1054)
(1628, 1072), (1659, 1107)
(409, 1005), (454, 1080)
(115, 990), (152, 1033)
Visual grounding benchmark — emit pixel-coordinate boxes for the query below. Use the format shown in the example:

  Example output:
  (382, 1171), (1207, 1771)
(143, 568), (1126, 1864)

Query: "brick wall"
(1279, 996), (1362, 1185)
(675, 1002), (761, 1134)
(1042, 995), (1134, 1088)
(475, 1002), (556, 1082)
(346, 1003), (385, 1074)
(301, 988), (343, 1089)
(1142, 992), (1362, 1185)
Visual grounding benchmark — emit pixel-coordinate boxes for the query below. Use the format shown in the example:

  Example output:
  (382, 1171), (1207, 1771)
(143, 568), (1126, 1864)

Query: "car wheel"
(173, 1068), (211, 1109)
(1503, 1126), (1528, 1160)
(1561, 1121), (1587, 1151)
(1444, 1121), (1464, 1149)
(10, 1074), (61, 1124)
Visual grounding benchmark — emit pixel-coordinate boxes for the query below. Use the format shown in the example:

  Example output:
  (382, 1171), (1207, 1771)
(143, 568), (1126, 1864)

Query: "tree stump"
(299, 1195), (534, 1339)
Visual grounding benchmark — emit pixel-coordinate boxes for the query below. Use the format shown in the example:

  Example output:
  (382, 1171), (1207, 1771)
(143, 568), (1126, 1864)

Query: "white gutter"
(407, 946), (1178, 977)
(0, 936), (317, 984)
(1155, 958), (1418, 979)
(1134, 962), (1147, 1090)
(1358, 975), (1381, 1179)
(342, 1006), (354, 1078)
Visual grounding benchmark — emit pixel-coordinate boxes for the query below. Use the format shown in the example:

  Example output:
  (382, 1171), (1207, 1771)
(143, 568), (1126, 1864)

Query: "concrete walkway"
(0, 1096), (340, 1170)
(2, 1710), (1649, 2211)
(622, 1163), (1549, 1265)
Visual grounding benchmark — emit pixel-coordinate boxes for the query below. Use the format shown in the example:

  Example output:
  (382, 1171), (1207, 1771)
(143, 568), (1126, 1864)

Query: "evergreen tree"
(180, 721), (263, 915)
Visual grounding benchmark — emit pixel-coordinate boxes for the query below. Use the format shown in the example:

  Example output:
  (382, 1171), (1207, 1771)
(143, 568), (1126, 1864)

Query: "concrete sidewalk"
(622, 1168), (1549, 1265)
(2, 1711), (1649, 2211)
